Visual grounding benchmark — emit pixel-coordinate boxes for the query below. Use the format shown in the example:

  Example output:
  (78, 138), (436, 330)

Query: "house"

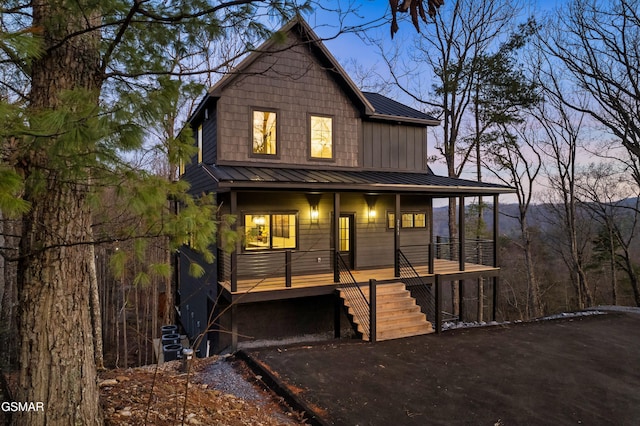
(177, 18), (514, 356)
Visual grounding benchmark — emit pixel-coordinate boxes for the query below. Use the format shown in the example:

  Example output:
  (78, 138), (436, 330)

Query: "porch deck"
(219, 258), (499, 303)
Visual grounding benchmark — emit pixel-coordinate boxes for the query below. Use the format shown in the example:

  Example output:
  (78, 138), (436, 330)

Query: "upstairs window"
(252, 110), (277, 155)
(310, 115), (333, 159)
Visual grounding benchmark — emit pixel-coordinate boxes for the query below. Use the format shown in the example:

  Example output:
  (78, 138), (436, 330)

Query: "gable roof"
(190, 17), (439, 126)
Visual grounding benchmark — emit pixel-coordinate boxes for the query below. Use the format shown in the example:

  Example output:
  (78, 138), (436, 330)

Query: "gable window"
(310, 115), (333, 159)
(387, 212), (427, 229)
(252, 110), (277, 155)
(244, 213), (297, 250)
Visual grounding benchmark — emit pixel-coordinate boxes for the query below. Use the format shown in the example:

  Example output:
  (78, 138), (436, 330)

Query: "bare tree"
(577, 163), (640, 306)
(542, 0), (640, 187)
(485, 123), (544, 317)
(535, 84), (594, 310)
(378, 0), (520, 316)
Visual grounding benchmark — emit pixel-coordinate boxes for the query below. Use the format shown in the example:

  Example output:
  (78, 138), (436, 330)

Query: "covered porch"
(199, 165), (513, 348)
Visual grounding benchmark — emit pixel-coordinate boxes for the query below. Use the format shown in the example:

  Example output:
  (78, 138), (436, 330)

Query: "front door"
(339, 214), (355, 269)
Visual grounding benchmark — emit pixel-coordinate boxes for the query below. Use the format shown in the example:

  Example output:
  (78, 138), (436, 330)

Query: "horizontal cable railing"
(336, 252), (370, 340)
(217, 248), (335, 289)
(434, 236), (494, 266)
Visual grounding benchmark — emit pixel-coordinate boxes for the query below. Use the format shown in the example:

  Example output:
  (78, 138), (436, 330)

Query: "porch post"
(230, 191), (238, 293)
(369, 279), (377, 343)
(333, 192), (340, 283)
(435, 274), (442, 334)
(428, 197), (434, 274)
(458, 196), (465, 272)
(458, 196), (466, 323)
(493, 194), (499, 268)
(394, 193), (401, 277)
(493, 194), (500, 321)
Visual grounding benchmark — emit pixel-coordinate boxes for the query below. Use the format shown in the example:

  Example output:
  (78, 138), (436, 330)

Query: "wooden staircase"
(338, 282), (434, 342)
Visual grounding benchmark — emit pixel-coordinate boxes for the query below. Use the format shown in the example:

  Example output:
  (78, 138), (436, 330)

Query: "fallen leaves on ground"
(99, 357), (306, 425)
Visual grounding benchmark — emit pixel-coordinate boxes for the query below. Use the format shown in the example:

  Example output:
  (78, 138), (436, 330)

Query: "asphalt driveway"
(242, 309), (640, 425)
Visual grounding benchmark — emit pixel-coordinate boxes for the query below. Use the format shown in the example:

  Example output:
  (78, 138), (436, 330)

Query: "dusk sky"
(300, 0), (566, 187)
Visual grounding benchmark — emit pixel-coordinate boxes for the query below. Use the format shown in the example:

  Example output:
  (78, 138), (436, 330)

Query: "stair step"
(339, 281), (435, 342)
(357, 313), (429, 333)
(376, 324), (434, 341)
(377, 311), (427, 325)
(345, 301), (421, 318)
(376, 304), (422, 317)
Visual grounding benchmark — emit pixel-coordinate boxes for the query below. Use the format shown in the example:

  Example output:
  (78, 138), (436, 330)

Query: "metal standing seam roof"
(362, 92), (437, 122)
(202, 164), (515, 194)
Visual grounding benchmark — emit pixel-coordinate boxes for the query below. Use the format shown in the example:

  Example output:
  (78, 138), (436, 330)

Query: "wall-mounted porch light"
(306, 193), (322, 224)
(364, 194), (378, 223)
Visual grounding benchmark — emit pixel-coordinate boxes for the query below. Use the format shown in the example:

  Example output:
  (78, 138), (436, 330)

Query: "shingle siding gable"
(215, 34), (360, 167)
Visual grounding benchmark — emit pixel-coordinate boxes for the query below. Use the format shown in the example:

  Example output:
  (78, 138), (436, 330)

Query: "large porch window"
(244, 213), (297, 250)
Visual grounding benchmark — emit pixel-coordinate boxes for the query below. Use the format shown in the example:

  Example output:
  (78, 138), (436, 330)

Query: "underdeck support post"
(394, 194), (401, 277)
(333, 192), (340, 283)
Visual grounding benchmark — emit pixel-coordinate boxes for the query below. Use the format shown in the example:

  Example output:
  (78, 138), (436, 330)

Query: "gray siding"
(203, 104), (217, 164)
(183, 165), (214, 196)
(216, 35), (360, 168)
(362, 121), (428, 171)
(230, 191), (432, 278)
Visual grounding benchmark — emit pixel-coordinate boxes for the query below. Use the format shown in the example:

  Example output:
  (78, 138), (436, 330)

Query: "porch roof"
(199, 164), (515, 195)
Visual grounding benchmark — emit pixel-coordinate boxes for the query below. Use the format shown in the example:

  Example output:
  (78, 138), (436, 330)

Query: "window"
(387, 212), (427, 229)
(244, 213), (297, 250)
(197, 124), (203, 163)
(252, 110), (277, 155)
(310, 115), (333, 159)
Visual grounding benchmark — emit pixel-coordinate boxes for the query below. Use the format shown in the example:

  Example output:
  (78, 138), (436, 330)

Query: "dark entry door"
(339, 214), (355, 269)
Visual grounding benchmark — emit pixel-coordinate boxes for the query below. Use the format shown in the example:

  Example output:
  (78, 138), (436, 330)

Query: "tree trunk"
(16, 184), (102, 425)
(521, 224), (543, 318)
(1, 216), (20, 368)
(14, 0), (103, 423)
(88, 242), (105, 371)
(607, 227), (617, 305)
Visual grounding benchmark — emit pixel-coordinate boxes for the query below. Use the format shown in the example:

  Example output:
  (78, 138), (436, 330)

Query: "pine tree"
(0, 1), (308, 423)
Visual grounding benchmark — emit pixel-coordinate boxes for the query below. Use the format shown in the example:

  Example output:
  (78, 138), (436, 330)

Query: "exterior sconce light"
(310, 205), (319, 224)
(365, 194), (378, 224)
(306, 193), (322, 225)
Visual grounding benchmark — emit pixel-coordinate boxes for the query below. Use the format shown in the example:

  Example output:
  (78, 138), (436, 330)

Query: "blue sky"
(309, 0), (564, 74)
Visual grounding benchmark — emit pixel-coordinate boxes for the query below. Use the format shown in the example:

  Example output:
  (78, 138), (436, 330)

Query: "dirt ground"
(1, 356), (306, 426)
(244, 310), (640, 426)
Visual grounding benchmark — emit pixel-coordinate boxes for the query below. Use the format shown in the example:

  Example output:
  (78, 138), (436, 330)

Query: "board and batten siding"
(362, 121), (428, 171)
(216, 36), (360, 168)
(203, 103), (217, 164)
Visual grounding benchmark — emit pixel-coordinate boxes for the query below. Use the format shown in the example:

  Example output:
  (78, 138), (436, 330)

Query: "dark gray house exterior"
(177, 18), (513, 355)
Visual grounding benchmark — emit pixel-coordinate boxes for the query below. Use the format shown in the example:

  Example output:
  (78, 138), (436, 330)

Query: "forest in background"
(1, 0), (640, 423)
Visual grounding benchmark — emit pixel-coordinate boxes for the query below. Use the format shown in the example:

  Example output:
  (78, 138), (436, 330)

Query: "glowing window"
(310, 116), (333, 159)
(244, 214), (296, 250)
(252, 111), (277, 155)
